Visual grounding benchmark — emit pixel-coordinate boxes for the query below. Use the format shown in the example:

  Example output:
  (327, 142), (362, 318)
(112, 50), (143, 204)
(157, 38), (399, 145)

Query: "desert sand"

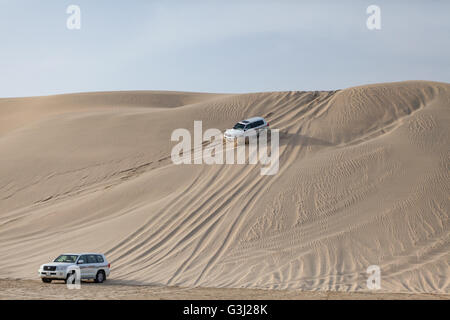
(1, 279), (447, 300)
(0, 81), (449, 298)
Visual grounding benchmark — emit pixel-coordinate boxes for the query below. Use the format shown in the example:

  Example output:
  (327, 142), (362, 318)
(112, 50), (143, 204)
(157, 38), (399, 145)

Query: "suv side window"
(87, 255), (98, 264)
(252, 120), (263, 128)
(78, 255), (88, 264)
(249, 122), (258, 129)
(96, 255), (104, 263)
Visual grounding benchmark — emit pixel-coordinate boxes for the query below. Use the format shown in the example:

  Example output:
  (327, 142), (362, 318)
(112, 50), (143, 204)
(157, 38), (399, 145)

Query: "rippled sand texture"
(0, 81), (448, 293)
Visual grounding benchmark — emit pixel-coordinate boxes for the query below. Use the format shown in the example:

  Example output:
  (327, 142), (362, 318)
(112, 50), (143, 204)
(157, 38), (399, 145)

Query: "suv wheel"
(42, 278), (52, 283)
(95, 270), (105, 283)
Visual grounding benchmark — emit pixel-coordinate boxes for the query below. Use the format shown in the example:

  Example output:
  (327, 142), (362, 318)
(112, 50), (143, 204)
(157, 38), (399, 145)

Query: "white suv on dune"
(38, 253), (110, 284)
(223, 117), (269, 143)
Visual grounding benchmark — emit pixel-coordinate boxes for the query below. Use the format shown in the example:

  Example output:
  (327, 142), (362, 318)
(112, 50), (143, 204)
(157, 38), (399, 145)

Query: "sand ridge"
(0, 81), (448, 294)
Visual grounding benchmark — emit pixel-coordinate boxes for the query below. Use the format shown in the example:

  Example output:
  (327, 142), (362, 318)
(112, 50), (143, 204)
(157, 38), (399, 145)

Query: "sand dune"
(0, 81), (448, 294)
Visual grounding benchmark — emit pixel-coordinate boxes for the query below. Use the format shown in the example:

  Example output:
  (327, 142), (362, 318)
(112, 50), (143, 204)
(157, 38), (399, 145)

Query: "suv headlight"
(56, 266), (67, 271)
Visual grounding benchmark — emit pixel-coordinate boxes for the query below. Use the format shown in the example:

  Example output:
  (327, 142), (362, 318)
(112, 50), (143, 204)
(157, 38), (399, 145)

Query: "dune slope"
(0, 81), (448, 293)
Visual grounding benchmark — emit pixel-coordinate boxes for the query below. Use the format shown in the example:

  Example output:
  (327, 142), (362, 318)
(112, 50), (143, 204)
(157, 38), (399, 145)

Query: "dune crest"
(0, 81), (448, 293)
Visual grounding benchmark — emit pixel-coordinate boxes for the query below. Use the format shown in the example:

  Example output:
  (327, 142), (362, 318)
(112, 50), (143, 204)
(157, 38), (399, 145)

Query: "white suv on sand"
(223, 117), (269, 143)
(38, 253), (110, 284)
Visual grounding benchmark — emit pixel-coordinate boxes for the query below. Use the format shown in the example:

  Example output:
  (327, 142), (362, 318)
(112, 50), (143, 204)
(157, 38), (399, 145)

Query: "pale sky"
(0, 0), (449, 97)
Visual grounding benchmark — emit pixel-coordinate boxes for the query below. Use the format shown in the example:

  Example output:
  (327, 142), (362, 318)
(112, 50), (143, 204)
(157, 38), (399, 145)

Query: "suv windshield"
(53, 255), (79, 263)
(233, 123), (246, 130)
